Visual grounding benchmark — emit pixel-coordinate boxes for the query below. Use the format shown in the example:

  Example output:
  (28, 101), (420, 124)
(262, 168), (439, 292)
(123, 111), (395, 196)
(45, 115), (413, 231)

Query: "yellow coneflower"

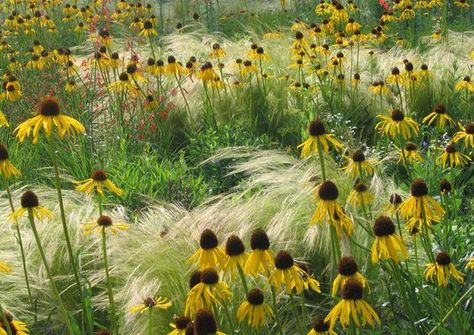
(210, 43), (226, 59)
(164, 56), (183, 75)
(424, 252), (464, 287)
(185, 268), (232, 316)
(385, 193), (403, 215)
(237, 288), (273, 328)
(193, 309), (226, 335)
(167, 316), (192, 335)
(386, 67), (403, 85)
(0, 144), (20, 179)
(454, 0), (470, 9)
(399, 179), (444, 231)
(439, 179), (452, 194)
(423, 104), (455, 128)
(249, 47), (270, 62)
(467, 258), (474, 270)
(126, 63), (147, 83)
(188, 229), (226, 270)
(343, 150), (375, 179)
(244, 229), (274, 275)
(307, 316), (337, 335)
(368, 81), (390, 95)
(139, 20), (158, 36)
(82, 215), (129, 236)
(2, 81), (22, 102)
(352, 73), (361, 87)
(241, 60), (258, 77)
(197, 62), (217, 82)
(375, 109), (419, 140)
(331, 257), (366, 297)
(0, 316), (29, 335)
(437, 143), (471, 168)
(296, 263), (321, 293)
(130, 296), (172, 314)
(222, 235), (248, 278)
(452, 123), (474, 148)
(325, 279), (380, 329)
(345, 18), (361, 34)
(298, 119), (343, 157)
(14, 96), (85, 144)
(108, 72), (137, 93)
(74, 169), (124, 196)
(348, 181), (373, 206)
(0, 262), (11, 273)
(331, 3), (349, 23)
(399, 142), (423, 164)
(310, 181), (353, 238)
(65, 80), (76, 93)
(371, 216), (408, 263)
(269, 251), (306, 294)
(11, 191), (53, 222)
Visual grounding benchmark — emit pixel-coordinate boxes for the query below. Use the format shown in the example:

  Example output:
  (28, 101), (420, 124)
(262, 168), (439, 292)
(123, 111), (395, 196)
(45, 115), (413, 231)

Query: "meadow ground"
(0, 0), (473, 334)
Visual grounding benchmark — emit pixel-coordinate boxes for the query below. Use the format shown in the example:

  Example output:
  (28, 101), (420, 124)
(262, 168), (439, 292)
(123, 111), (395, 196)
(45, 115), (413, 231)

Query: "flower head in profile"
(437, 143), (471, 168)
(237, 288), (273, 328)
(11, 191), (53, 222)
(298, 119), (343, 157)
(347, 182), (373, 208)
(307, 315), (337, 335)
(424, 252), (464, 287)
(74, 169), (124, 196)
(296, 263), (321, 294)
(167, 316), (192, 335)
(375, 109), (419, 140)
(269, 251), (306, 294)
(244, 229), (274, 275)
(82, 215), (129, 235)
(0, 111), (9, 128)
(325, 279), (380, 329)
(452, 123), (474, 148)
(210, 43), (226, 59)
(139, 20), (158, 36)
(422, 104), (455, 129)
(331, 256), (367, 297)
(222, 235), (248, 278)
(343, 150), (375, 179)
(399, 142), (423, 164)
(130, 296), (171, 314)
(188, 229), (226, 270)
(385, 193), (403, 215)
(467, 257), (474, 270)
(0, 144), (21, 179)
(455, 76), (474, 92)
(371, 216), (408, 263)
(193, 309), (226, 335)
(14, 96), (85, 144)
(0, 314), (29, 335)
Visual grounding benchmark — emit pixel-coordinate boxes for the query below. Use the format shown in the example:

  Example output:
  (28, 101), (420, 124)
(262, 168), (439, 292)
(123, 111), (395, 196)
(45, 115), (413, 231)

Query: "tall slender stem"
(148, 308), (153, 335)
(0, 305), (13, 335)
(289, 293), (304, 335)
(101, 228), (116, 333)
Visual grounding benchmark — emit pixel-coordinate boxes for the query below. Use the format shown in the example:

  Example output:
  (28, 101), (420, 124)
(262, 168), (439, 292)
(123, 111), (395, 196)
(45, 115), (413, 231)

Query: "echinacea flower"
(375, 109), (419, 140)
(452, 123), (474, 148)
(307, 316), (337, 335)
(14, 96), (85, 144)
(165, 56), (183, 75)
(0, 316), (29, 335)
(467, 258), (474, 270)
(331, 256), (367, 297)
(210, 43), (226, 59)
(455, 76), (474, 92)
(11, 191), (53, 222)
(439, 179), (452, 194)
(0, 111), (8, 128)
(188, 229), (226, 270)
(244, 229), (274, 275)
(325, 279), (380, 329)
(82, 215), (129, 235)
(422, 104), (455, 129)
(269, 251), (306, 294)
(222, 235), (248, 278)
(296, 263), (321, 293)
(108, 72), (137, 93)
(371, 216), (408, 263)
(399, 142), (423, 163)
(74, 170), (124, 196)
(298, 119), (343, 157)
(130, 296), (172, 314)
(185, 268), (232, 316)
(237, 288), (273, 328)
(167, 316), (192, 335)
(347, 182), (373, 208)
(437, 143), (471, 168)
(424, 252), (464, 287)
(193, 309), (226, 335)
(310, 181), (353, 238)
(0, 144), (20, 179)
(385, 193), (403, 215)
(139, 20), (158, 36)
(343, 150), (375, 179)
(197, 62), (217, 82)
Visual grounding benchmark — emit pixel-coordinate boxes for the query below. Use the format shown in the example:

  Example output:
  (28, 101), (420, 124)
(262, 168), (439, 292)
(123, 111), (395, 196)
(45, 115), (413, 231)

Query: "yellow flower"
(345, 18), (361, 34)
(222, 235), (248, 278)
(237, 288), (273, 327)
(167, 316), (192, 335)
(455, 76), (474, 92)
(11, 191), (53, 222)
(375, 109), (419, 140)
(0, 319), (29, 335)
(399, 142), (423, 164)
(269, 251), (306, 294)
(347, 182), (373, 208)
(188, 229), (226, 270)
(74, 169), (124, 196)
(210, 76), (225, 90)
(241, 60), (258, 77)
(165, 56), (184, 75)
(452, 123), (474, 148)
(331, 256), (366, 297)
(249, 47), (270, 62)
(368, 81), (390, 95)
(437, 143), (471, 168)
(0, 262), (11, 273)
(0, 144), (21, 179)
(14, 96), (85, 144)
(185, 268), (232, 317)
(325, 280), (380, 329)
(454, 0), (470, 9)
(108, 72), (137, 93)
(467, 257), (474, 270)
(331, 3), (349, 23)
(193, 309), (226, 335)
(210, 43), (226, 59)
(298, 119), (343, 157)
(139, 20), (158, 36)
(82, 215), (129, 236)
(371, 216), (408, 263)
(424, 252), (464, 287)
(296, 263), (321, 293)
(310, 181), (353, 238)
(244, 229), (274, 275)
(0, 111), (8, 128)
(197, 62), (217, 82)
(399, 179), (445, 231)
(130, 296), (171, 314)
(343, 150), (376, 179)
(422, 104), (455, 129)
(307, 316), (337, 335)
(385, 193), (403, 215)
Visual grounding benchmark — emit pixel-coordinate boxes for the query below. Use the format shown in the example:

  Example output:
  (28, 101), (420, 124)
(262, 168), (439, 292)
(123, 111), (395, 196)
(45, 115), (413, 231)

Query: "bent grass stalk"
(0, 305), (13, 335)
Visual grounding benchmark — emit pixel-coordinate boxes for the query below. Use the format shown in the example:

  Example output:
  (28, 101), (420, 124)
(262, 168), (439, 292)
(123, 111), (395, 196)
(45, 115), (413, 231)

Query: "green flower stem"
(0, 305), (13, 335)
(236, 263), (249, 295)
(27, 209), (75, 335)
(270, 286), (283, 335)
(289, 293), (304, 335)
(316, 141), (326, 181)
(147, 307), (153, 335)
(101, 228), (116, 334)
